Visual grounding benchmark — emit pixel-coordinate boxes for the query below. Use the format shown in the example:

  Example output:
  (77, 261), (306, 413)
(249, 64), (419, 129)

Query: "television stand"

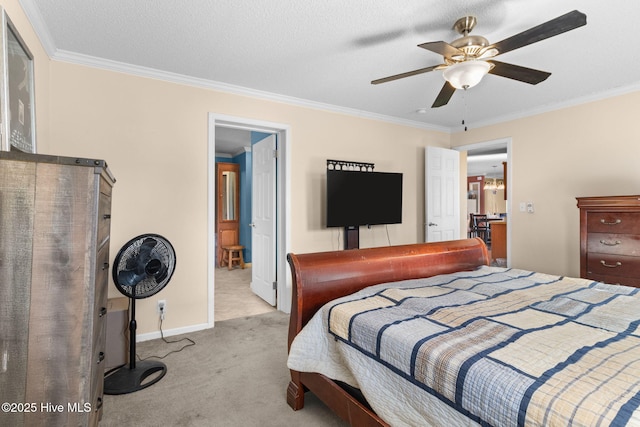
(344, 226), (359, 250)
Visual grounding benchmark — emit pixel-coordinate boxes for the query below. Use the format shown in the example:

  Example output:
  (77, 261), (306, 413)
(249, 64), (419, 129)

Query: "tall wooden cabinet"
(0, 151), (115, 426)
(576, 195), (640, 288)
(216, 162), (240, 266)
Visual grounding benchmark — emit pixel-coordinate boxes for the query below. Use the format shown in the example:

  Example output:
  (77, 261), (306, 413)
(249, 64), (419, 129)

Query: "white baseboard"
(137, 322), (211, 342)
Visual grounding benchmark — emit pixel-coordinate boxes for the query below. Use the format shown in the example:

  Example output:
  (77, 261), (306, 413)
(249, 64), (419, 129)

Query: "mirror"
(221, 170), (237, 220)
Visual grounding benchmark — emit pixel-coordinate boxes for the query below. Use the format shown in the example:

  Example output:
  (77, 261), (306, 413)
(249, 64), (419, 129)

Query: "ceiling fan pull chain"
(463, 90), (468, 131)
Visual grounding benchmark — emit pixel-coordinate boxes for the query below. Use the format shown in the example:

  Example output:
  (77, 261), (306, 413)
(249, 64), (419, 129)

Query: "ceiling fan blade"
(490, 10), (586, 56)
(418, 41), (464, 59)
(431, 82), (456, 108)
(488, 61), (551, 85)
(371, 65), (440, 85)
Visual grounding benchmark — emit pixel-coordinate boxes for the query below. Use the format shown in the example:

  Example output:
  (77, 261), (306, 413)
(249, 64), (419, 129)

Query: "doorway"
(455, 138), (512, 266)
(207, 114), (292, 327)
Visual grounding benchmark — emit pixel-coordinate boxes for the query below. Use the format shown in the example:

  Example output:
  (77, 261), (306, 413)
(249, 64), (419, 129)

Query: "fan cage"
(112, 234), (176, 299)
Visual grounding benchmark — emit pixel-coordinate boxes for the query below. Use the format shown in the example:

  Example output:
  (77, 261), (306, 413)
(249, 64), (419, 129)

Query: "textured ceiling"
(20, 0), (640, 133)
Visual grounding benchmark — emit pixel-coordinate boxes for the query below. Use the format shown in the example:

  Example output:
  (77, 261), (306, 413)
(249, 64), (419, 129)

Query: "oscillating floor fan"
(104, 234), (176, 395)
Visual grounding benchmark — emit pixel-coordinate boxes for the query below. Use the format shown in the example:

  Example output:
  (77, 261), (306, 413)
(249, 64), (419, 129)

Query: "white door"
(251, 134), (277, 305)
(425, 146), (460, 242)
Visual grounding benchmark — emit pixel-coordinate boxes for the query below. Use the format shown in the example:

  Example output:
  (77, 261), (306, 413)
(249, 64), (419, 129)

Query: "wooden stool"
(222, 245), (245, 270)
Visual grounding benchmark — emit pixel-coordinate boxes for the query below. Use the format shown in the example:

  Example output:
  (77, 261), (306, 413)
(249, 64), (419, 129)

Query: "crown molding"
(457, 82), (640, 133)
(52, 48), (452, 134)
(18, 0), (56, 55)
(50, 49), (640, 137)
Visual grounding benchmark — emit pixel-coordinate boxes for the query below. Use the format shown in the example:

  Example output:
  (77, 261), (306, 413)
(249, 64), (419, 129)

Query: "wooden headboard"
(286, 238), (489, 349)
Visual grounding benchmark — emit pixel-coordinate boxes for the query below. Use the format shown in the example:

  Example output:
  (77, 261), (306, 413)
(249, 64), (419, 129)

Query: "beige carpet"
(101, 311), (347, 427)
(214, 266), (276, 321)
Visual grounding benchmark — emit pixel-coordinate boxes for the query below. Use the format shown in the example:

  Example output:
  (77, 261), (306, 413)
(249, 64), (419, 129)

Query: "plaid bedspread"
(327, 267), (640, 426)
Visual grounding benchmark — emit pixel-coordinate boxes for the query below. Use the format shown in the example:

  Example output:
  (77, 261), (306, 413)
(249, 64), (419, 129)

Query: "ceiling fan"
(371, 10), (587, 108)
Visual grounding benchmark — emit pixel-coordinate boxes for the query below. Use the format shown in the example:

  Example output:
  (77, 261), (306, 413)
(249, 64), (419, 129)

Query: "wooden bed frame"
(286, 238), (490, 426)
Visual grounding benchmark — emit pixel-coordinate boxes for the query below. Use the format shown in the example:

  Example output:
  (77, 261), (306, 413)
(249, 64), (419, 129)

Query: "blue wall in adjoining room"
(251, 132), (271, 144)
(215, 156), (232, 164)
(236, 150), (252, 263)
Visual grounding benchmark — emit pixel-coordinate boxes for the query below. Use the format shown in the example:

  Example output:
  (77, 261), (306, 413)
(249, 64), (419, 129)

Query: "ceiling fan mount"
(371, 10), (587, 108)
(446, 16), (496, 62)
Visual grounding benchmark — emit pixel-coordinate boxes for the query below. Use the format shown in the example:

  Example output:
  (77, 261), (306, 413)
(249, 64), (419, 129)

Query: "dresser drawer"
(99, 173), (113, 197)
(586, 233), (640, 256)
(94, 246), (110, 316)
(92, 246), (109, 357)
(91, 245), (109, 423)
(586, 212), (640, 234)
(587, 253), (640, 279)
(586, 272), (640, 288)
(97, 193), (112, 249)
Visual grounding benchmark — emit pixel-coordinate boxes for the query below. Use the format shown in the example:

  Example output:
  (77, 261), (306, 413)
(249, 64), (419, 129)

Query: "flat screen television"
(326, 170), (403, 227)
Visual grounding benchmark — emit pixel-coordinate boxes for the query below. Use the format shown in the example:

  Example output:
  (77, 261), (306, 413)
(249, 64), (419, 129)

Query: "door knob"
(428, 222), (438, 227)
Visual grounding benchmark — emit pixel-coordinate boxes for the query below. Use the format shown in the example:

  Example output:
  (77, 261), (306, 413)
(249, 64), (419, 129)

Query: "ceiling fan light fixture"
(442, 61), (491, 90)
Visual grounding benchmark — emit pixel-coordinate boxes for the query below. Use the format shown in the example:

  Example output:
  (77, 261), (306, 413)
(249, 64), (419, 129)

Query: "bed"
(286, 238), (640, 426)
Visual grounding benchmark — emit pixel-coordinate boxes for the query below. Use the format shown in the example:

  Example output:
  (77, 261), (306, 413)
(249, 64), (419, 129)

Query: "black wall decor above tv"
(326, 169), (403, 227)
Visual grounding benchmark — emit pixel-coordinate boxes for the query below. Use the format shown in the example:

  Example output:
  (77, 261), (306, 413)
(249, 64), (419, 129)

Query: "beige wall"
(452, 91), (640, 277)
(46, 61), (448, 334)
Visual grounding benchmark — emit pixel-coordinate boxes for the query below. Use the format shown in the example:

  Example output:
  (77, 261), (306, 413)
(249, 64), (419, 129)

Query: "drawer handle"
(99, 307), (107, 317)
(98, 352), (105, 363)
(102, 262), (109, 270)
(103, 214), (111, 220)
(600, 219), (622, 225)
(600, 260), (622, 268)
(599, 239), (621, 246)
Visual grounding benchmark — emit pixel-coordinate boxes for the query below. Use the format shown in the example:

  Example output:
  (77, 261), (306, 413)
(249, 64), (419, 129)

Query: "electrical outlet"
(157, 300), (166, 319)
(526, 202), (535, 213)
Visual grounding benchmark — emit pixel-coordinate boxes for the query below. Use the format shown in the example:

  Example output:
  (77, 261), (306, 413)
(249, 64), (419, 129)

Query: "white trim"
(455, 137), (511, 153)
(137, 322), (209, 343)
(236, 146), (251, 156)
(208, 113), (292, 329)
(461, 83), (640, 131)
(50, 51), (640, 135)
(207, 117), (217, 328)
(50, 49), (448, 133)
(17, 0), (56, 56)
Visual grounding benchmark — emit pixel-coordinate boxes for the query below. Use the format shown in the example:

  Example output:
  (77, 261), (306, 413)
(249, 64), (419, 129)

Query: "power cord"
(385, 224), (391, 246)
(136, 307), (196, 362)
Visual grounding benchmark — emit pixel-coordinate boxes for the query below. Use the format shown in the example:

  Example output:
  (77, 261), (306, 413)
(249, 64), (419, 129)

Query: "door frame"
(454, 137), (512, 266)
(207, 113), (292, 327)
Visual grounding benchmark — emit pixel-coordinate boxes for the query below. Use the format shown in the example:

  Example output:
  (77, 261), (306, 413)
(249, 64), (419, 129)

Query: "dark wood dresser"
(576, 195), (640, 287)
(0, 151), (115, 426)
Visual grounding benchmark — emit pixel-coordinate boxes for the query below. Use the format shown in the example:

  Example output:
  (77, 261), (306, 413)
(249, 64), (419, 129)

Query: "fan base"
(103, 360), (167, 395)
